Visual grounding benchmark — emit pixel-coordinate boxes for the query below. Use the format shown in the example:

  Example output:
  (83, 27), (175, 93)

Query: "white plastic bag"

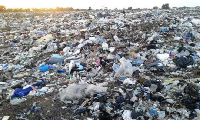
(113, 35), (120, 42)
(115, 57), (134, 77)
(63, 47), (70, 54)
(102, 42), (108, 50)
(156, 53), (169, 61)
(122, 110), (133, 120)
(59, 83), (107, 101)
(192, 19), (200, 26)
(69, 60), (75, 74)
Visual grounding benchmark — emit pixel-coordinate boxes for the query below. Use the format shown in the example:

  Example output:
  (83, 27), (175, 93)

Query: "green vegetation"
(0, 5), (75, 13)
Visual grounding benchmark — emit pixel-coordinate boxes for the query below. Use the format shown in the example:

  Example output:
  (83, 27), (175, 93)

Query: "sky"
(1, 0), (200, 9)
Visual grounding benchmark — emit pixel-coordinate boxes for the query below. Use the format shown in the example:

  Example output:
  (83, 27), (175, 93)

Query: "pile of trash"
(1, 8), (200, 119)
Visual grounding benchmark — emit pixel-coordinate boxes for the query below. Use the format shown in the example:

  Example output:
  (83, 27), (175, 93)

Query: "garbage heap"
(1, 8), (200, 119)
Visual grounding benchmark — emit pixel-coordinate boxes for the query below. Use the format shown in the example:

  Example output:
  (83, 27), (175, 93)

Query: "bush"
(153, 6), (158, 9)
(162, 3), (170, 9)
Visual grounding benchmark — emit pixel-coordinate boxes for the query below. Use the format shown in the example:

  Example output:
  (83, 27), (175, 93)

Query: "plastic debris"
(0, 7), (200, 120)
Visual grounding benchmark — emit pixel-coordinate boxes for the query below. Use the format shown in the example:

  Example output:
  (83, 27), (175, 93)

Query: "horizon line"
(2, 6), (200, 9)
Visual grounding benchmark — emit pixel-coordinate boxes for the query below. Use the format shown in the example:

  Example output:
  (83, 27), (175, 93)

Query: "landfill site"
(1, 7), (200, 120)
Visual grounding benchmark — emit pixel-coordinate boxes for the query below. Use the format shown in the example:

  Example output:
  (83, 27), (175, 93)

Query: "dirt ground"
(0, 92), (75, 120)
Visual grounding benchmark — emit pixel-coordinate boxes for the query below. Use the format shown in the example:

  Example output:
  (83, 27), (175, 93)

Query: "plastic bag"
(192, 19), (200, 26)
(63, 47), (70, 54)
(115, 57), (134, 77)
(122, 110), (132, 120)
(102, 42), (108, 50)
(39, 65), (49, 72)
(11, 87), (33, 98)
(156, 54), (169, 61)
(59, 84), (107, 101)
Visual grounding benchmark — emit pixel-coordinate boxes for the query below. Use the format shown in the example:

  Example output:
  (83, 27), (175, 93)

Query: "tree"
(0, 5), (6, 12)
(6, 8), (14, 12)
(162, 3), (170, 9)
(128, 7), (132, 10)
(24, 8), (30, 12)
(89, 7), (92, 10)
(153, 6), (158, 9)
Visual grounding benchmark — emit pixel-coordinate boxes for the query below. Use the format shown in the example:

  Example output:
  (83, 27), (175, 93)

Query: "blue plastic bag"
(11, 87), (33, 98)
(99, 39), (104, 43)
(186, 32), (191, 37)
(112, 64), (120, 71)
(39, 65), (49, 72)
(49, 65), (55, 69)
(132, 59), (144, 66)
(183, 36), (190, 40)
(33, 79), (46, 87)
(57, 69), (67, 74)
(149, 109), (158, 116)
(119, 77), (127, 80)
(162, 27), (167, 32)
(75, 63), (84, 70)
(78, 65), (84, 70)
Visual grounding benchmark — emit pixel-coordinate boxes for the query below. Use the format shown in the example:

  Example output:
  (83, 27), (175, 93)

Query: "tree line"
(0, 5), (74, 12)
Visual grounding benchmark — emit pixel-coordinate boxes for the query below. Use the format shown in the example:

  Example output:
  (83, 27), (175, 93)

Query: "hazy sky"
(1, 0), (200, 9)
